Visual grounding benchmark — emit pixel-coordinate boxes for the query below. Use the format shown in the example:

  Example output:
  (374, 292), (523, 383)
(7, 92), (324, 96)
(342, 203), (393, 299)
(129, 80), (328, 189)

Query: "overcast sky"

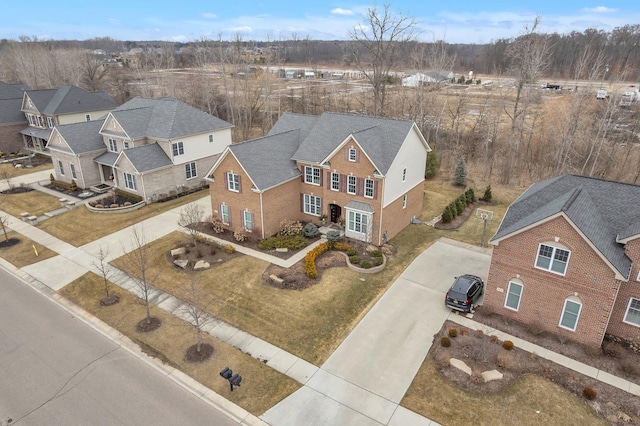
(2, 1), (639, 44)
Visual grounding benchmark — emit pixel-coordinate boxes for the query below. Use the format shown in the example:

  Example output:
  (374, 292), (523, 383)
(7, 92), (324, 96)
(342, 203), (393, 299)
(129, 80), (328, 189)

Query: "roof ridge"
(561, 186), (582, 211)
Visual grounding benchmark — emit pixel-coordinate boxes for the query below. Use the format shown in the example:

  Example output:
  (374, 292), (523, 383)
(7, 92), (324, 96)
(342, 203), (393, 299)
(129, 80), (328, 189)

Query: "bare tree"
(0, 211), (10, 244)
(178, 201), (205, 247)
(80, 51), (109, 92)
(118, 225), (160, 331)
(92, 245), (119, 306)
(348, 3), (417, 116)
(180, 275), (215, 358)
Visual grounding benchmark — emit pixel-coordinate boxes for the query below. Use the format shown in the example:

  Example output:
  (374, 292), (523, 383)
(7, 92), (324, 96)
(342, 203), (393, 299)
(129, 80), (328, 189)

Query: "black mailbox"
(229, 374), (242, 386)
(220, 367), (233, 379)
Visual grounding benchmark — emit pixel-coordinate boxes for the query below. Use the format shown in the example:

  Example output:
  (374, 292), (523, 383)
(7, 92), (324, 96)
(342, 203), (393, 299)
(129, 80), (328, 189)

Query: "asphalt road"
(0, 268), (237, 426)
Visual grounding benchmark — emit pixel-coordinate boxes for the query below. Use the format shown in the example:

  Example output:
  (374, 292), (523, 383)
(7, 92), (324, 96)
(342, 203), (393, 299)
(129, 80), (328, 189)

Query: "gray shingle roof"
(227, 130), (301, 190)
(0, 81), (28, 100)
(94, 151), (119, 166)
(0, 98), (26, 124)
(53, 119), (106, 154)
(24, 85), (117, 115)
(108, 97), (233, 140)
(491, 174), (640, 279)
(120, 143), (172, 173)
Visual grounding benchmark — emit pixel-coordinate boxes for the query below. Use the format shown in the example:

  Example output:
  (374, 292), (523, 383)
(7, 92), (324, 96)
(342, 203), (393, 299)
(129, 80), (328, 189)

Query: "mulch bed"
(430, 318), (640, 425)
(434, 201), (490, 230)
(100, 295), (120, 306)
(184, 343), (214, 362)
(1, 187), (33, 195)
(166, 239), (244, 272)
(136, 317), (162, 333)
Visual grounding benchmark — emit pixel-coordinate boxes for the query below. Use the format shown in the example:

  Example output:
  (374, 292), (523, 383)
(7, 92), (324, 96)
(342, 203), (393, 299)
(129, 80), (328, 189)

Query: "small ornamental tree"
(425, 149), (440, 178)
(480, 185), (493, 202)
(465, 188), (476, 203)
(455, 198), (465, 215)
(441, 205), (453, 223)
(453, 156), (467, 186)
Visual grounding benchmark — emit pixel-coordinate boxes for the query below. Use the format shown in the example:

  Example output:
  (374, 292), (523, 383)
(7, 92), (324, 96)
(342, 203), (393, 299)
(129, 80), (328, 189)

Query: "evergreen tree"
(455, 198), (465, 215)
(453, 156), (467, 186)
(480, 185), (493, 202)
(442, 205), (453, 223)
(425, 149), (440, 178)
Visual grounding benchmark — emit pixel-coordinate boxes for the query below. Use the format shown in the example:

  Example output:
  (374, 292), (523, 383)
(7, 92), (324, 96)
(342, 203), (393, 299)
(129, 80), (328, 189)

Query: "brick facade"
(486, 215), (640, 347)
(0, 123), (26, 154)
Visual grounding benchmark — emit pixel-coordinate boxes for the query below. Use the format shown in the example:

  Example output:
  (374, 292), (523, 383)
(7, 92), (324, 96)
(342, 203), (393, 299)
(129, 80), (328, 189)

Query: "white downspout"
(377, 178), (385, 246)
(260, 191), (265, 239)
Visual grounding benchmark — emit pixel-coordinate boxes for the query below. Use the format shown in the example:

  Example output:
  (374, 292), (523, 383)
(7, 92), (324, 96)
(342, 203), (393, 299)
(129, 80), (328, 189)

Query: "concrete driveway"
(262, 238), (492, 425)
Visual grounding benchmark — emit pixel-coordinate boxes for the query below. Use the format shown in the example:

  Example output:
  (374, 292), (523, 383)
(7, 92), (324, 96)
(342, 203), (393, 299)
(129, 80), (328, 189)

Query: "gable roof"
(106, 97), (233, 140)
(0, 81), (29, 100)
(51, 119), (106, 154)
(274, 112), (421, 175)
(23, 85), (117, 115)
(0, 82), (29, 124)
(491, 174), (640, 280)
(117, 143), (173, 173)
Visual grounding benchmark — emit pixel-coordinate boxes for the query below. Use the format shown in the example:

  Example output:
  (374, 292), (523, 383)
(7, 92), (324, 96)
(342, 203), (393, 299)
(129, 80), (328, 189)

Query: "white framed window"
(403, 194), (408, 208)
(123, 172), (136, 190)
(85, 114), (91, 122)
(347, 175), (357, 194)
(108, 138), (117, 152)
(535, 244), (570, 275)
(331, 172), (340, 191)
(304, 166), (321, 185)
(364, 178), (374, 198)
(208, 134), (214, 143)
(58, 160), (65, 176)
(559, 298), (582, 331)
(221, 204), (230, 225)
(227, 172), (240, 192)
(47, 117), (54, 128)
(623, 298), (640, 327)
(27, 115), (35, 125)
(123, 141), (130, 149)
(70, 164), (77, 179)
(243, 210), (253, 231)
(37, 116), (44, 127)
(185, 162), (197, 179)
(303, 194), (322, 215)
(504, 281), (523, 311)
(172, 141), (184, 156)
(348, 148), (357, 162)
(402, 167), (407, 182)
(348, 211), (368, 235)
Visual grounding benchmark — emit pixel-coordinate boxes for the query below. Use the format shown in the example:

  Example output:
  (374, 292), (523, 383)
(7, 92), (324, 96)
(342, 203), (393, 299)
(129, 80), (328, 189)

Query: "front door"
(329, 204), (341, 223)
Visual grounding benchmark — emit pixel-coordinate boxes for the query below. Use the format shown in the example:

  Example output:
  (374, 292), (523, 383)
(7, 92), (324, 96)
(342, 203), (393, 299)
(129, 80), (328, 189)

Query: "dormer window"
(172, 141), (184, 156)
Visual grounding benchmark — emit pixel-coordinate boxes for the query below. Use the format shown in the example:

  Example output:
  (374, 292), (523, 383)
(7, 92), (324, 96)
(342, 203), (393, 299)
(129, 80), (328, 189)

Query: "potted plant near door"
(320, 214), (328, 225)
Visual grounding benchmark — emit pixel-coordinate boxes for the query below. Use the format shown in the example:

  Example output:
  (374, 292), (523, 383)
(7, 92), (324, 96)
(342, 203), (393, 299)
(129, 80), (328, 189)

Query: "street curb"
(0, 257), (269, 426)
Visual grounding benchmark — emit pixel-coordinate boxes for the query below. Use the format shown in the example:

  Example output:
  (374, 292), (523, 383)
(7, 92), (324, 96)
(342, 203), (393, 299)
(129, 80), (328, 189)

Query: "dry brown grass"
(401, 359), (607, 426)
(58, 272), (300, 416)
(0, 190), (60, 217)
(0, 162), (52, 178)
(0, 231), (57, 267)
(38, 191), (209, 246)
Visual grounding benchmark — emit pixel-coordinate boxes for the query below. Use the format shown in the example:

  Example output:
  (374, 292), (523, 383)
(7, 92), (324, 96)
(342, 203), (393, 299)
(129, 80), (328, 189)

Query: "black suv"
(445, 274), (484, 313)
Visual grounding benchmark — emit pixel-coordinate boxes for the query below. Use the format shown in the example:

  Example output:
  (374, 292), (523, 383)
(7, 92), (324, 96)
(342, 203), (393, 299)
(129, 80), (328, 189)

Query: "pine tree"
(453, 156), (467, 186)
(442, 205), (453, 223)
(424, 149), (440, 178)
(480, 185), (493, 202)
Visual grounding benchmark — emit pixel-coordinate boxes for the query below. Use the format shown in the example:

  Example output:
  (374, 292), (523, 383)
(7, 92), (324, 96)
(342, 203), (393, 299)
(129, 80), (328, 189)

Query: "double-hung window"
(624, 298), (640, 327)
(364, 178), (374, 198)
(402, 167), (407, 182)
(227, 172), (240, 192)
(403, 194), (407, 209)
(221, 204), (230, 225)
(108, 138), (117, 152)
(348, 211), (368, 235)
(185, 162), (197, 179)
(347, 175), (357, 194)
(123, 141), (130, 149)
(331, 172), (340, 191)
(123, 172), (136, 190)
(535, 244), (570, 275)
(58, 160), (65, 176)
(70, 164), (77, 179)
(303, 194), (321, 215)
(348, 148), (357, 162)
(47, 117), (54, 128)
(172, 141), (184, 156)
(504, 281), (523, 311)
(304, 166), (321, 185)
(37, 116), (44, 127)
(243, 210), (253, 231)
(559, 298), (582, 331)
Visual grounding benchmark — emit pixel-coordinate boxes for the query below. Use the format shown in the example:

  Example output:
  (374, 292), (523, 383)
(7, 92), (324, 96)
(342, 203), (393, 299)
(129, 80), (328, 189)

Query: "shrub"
(115, 188), (143, 203)
(470, 369), (484, 383)
(620, 360), (639, 376)
(258, 234), (306, 250)
(70, 180), (78, 192)
(360, 260), (371, 269)
(453, 156), (467, 186)
(333, 241), (352, 251)
(326, 230), (342, 249)
(440, 336), (451, 347)
(349, 255), (360, 264)
(373, 257), (384, 266)
(583, 387), (597, 400)
(602, 341), (624, 357)
(455, 198), (465, 215)
(210, 216), (224, 233)
(441, 205), (453, 223)
(50, 173), (55, 183)
(302, 223), (320, 237)
(425, 148), (440, 178)
(475, 329), (484, 338)
(465, 188), (476, 203)
(305, 242), (329, 278)
(448, 327), (458, 338)
(370, 249), (382, 257)
(346, 248), (358, 256)
(279, 219), (303, 236)
(490, 335), (499, 343)
(502, 340), (514, 350)
(480, 185), (492, 202)
(233, 227), (248, 242)
(460, 328), (469, 336)
(225, 245), (235, 254)
(495, 353), (514, 369)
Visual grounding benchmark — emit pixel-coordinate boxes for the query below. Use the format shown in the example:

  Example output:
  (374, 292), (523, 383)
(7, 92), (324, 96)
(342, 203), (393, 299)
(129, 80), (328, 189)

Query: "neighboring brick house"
(485, 174), (640, 347)
(0, 81), (29, 154)
(206, 112), (430, 245)
(47, 97), (234, 201)
(20, 85), (118, 154)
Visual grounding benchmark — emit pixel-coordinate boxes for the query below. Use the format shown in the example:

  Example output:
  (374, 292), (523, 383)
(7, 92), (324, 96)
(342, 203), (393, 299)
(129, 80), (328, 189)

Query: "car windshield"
(448, 290), (467, 300)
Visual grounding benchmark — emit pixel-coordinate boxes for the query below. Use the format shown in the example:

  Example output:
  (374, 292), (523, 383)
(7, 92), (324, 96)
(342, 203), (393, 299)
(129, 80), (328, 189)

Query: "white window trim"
(172, 141), (185, 156)
(108, 138), (117, 153)
(221, 204), (230, 225)
(58, 160), (65, 176)
(347, 175), (357, 195)
(303, 194), (322, 216)
(208, 134), (214, 143)
(331, 172), (340, 191)
(559, 299), (582, 331)
(186, 162), (197, 179)
(123, 172), (137, 191)
(402, 167), (407, 182)
(402, 194), (407, 209)
(227, 172), (240, 192)
(70, 164), (77, 179)
(535, 243), (571, 276)
(623, 297), (640, 327)
(347, 210), (369, 236)
(348, 148), (357, 162)
(243, 210), (253, 232)
(85, 114), (91, 122)
(504, 281), (523, 311)
(364, 178), (374, 198)
(47, 117), (54, 128)
(304, 166), (321, 185)
(123, 140), (130, 149)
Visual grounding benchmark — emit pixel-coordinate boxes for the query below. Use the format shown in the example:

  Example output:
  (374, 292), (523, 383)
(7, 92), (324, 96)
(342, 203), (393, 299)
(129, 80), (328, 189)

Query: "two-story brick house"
(484, 174), (640, 347)
(206, 112), (430, 245)
(0, 81), (29, 154)
(20, 85), (118, 154)
(47, 97), (234, 200)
